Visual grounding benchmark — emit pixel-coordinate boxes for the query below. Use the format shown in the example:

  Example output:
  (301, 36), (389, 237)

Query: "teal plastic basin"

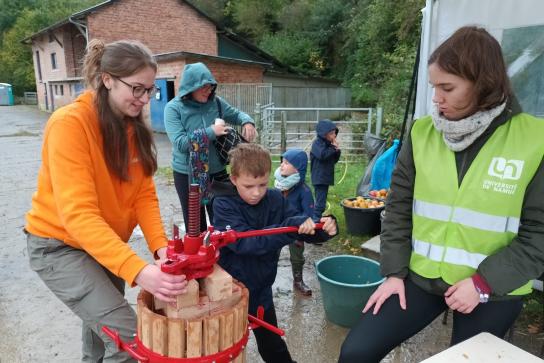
(315, 255), (385, 328)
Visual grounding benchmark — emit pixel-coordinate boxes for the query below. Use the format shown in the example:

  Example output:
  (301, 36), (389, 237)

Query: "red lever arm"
(234, 222), (324, 239)
(209, 222), (324, 250)
(102, 326), (149, 362)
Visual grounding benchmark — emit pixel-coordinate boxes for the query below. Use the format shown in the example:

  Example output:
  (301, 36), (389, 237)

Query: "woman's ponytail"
(82, 39), (106, 90)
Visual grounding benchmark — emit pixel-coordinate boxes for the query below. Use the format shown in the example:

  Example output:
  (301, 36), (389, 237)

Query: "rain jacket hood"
(164, 63), (253, 175)
(178, 62), (217, 98)
(282, 149), (308, 184)
(316, 119), (338, 140)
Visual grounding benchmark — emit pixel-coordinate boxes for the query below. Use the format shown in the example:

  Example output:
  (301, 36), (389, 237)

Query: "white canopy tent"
(414, 0), (544, 119)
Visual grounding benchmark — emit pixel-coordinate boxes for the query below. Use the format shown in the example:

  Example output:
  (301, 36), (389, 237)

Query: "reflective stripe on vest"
(412, 238), (487, 269)
(413, 200), (520, 234)
(408, 114), (544, 296)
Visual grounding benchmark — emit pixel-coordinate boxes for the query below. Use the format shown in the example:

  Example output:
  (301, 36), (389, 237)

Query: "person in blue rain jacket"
(164, 62), (256, 233)
(310, 119), (341, 218)
(274, 148), (315, 295)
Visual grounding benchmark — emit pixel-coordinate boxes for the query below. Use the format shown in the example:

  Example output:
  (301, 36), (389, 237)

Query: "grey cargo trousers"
(27, 233), (137, 362)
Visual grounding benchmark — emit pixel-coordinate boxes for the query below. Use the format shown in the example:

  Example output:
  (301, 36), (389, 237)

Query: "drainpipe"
(69, 17), (88, 44)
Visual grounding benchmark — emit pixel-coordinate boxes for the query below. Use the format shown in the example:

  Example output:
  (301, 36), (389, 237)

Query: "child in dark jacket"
(274, 149), (314, 296)
(213, 143), (338, 363)
(311, 119), (341, 219)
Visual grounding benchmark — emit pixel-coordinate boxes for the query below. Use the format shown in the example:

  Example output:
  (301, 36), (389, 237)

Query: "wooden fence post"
(254, 103), (261, 145)
(280, 111), (287, 154)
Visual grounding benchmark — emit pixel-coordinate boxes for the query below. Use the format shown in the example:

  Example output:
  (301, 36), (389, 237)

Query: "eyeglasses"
(114, 76), (157, 98)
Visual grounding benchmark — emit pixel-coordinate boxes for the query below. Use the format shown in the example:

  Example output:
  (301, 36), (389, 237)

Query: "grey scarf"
(432, 102), (506, 151)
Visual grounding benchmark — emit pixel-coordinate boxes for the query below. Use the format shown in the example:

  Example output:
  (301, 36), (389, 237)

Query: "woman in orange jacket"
(25, 39), (187, 362)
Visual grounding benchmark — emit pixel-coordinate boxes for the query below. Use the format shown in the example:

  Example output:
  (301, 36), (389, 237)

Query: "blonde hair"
(229, 143), (271, 177)
(82, 39), (158, 180)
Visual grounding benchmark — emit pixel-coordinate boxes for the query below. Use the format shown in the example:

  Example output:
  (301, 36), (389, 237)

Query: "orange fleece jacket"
(26, 91), (167, 285)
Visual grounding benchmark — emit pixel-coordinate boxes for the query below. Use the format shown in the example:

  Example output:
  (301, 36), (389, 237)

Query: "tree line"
(0, 0), (424, 125)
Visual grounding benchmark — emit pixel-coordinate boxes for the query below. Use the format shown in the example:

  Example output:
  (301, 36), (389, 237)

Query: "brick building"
(23, 0), (288, 113)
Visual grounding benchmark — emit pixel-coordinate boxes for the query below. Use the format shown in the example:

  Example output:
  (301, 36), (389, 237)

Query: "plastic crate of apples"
(342, 196), (385, 209)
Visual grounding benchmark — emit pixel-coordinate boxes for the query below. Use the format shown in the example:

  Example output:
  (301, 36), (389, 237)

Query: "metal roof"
(154, 50), (273, 68)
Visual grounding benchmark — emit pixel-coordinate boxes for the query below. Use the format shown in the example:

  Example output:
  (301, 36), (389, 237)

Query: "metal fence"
(255, 106), (383, 158)
(216, 83), (272, 118)
(215, 83), (352, 120)
(23, 92), (38, 105)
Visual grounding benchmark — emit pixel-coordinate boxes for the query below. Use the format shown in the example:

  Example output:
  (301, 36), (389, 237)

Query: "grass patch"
(518, 290), (544, 334)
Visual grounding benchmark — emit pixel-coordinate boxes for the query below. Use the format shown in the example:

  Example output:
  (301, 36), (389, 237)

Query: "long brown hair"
(82, 39), (157, 180)
(428, 26), (512, 111)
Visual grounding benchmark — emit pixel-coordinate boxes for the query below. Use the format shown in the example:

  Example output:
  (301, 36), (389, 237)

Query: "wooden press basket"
(137, 277), (249, 361)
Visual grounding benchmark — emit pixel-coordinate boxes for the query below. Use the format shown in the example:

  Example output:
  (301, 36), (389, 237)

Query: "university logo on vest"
(482, 157), (524, 195)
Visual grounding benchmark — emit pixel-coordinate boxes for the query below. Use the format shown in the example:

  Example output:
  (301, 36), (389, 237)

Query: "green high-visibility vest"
(410, 114), (544, 295)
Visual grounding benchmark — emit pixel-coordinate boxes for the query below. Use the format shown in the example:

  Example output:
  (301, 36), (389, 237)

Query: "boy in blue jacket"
(274, 149), (315, 296)
(213, 143), (338, 363)
(310, 119), (341, 219)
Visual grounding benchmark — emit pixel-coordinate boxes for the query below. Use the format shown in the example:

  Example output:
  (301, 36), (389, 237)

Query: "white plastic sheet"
(415, 0), (544, 119)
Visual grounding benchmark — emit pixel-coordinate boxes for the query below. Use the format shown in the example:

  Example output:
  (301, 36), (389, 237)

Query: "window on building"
(36, 51), (42, 81)
(60, 85), (64, 96)
(51, 53), (57, 70)
(54, 85), (58, 95)
(48, 33), (54, 42)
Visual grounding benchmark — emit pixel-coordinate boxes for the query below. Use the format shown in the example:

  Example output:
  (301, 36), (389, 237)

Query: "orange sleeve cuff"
(118, 254), (149, 287)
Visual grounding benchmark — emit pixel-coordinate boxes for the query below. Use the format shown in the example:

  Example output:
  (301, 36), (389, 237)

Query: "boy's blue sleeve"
(219, 97), (254, 126)
(311, 139), (338, 160)
(285, 193), (336, 244)
(333, 148), (341, 163)
(213, 197), (307, 256)
(301, 187), (315, 219)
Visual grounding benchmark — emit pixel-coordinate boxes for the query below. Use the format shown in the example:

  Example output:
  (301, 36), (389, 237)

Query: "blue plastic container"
(0, 83), (14, 106)
(315, 255), (385, 328)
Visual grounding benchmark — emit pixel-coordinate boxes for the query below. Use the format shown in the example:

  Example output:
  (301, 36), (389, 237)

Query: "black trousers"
(252, 304), (295, 363)
(338, 278), (523, 363)
(314, 184), (329, 218)
(173, 170), (227, 233)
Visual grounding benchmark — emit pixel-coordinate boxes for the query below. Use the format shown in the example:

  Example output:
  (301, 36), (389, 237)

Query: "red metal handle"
(102, 326), (149, 362)
(247, 306), (285, 336)
(233, 222), (324, 239)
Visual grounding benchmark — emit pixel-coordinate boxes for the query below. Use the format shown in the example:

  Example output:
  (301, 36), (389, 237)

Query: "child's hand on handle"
(135, 264), (188, 303)
(363, 276), (406, 315)
(320, 216), (337, 236)
(298, 217), (316, 235)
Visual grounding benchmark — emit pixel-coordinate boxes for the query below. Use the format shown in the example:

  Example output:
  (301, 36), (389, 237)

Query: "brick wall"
(32, 30), (71, 111)
(87, 0), (217, 55)
(32, 30), (68, 82)
(157, 57), (264, 96)
(63, 25), (86, 78)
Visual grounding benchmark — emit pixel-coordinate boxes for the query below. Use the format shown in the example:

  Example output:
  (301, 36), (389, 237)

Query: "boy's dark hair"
(428, 26), (512, 111)
(229, 143), (271, 177)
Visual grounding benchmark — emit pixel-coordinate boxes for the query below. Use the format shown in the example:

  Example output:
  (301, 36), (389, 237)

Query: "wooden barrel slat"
(137, 267), (248, 360)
